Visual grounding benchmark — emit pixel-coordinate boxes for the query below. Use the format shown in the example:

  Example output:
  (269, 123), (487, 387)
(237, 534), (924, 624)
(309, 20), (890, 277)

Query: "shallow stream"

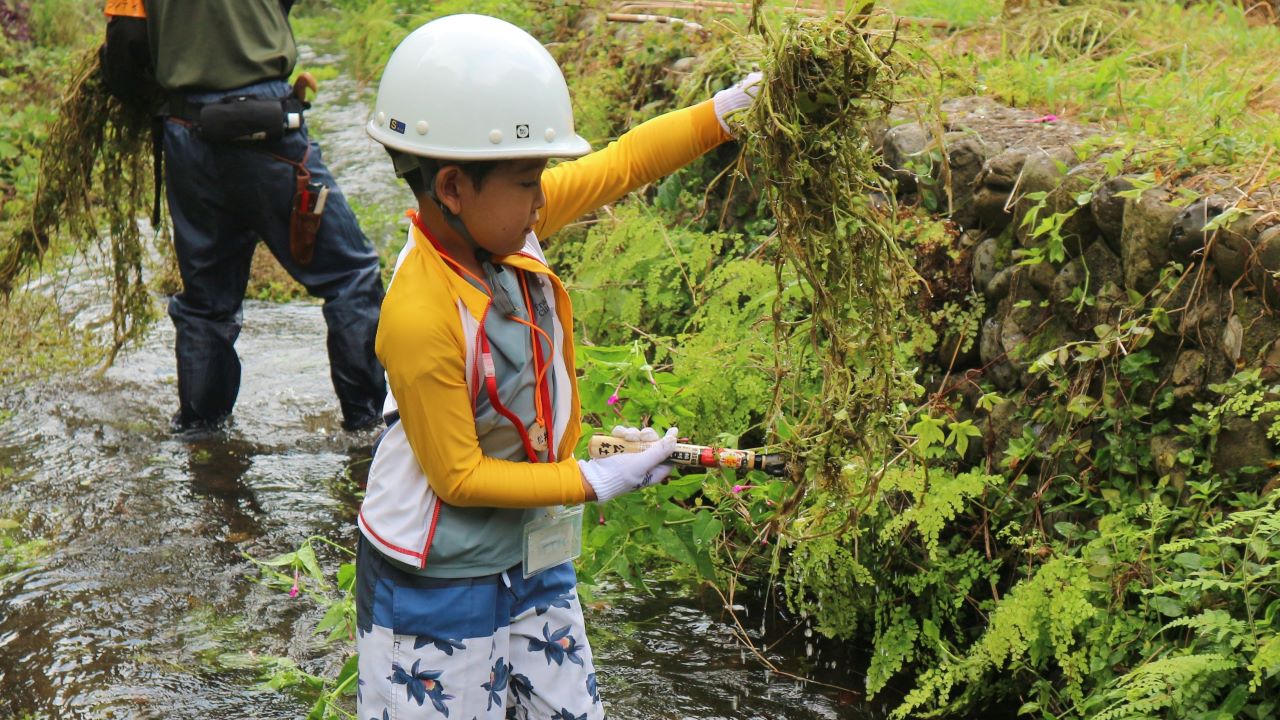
(0, 42), (874, 720)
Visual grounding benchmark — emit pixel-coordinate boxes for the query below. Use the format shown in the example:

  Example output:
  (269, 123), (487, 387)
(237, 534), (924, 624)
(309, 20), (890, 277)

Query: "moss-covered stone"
(1013, 149), (1097, 259)
(881, 122), (930, 195)
(940, 132), (992, 229)
(1252, 225), (1280, 306)
(1169, 195), (1230, 261)
(972, 236), (1001, 294)
(1213, 415), (1274, 477)
(1121, 187), (1179, 293)
(1210, 212), (1271, 286)
(1090, 175), (1133, 253)
(973, 185), (1014, 231)
(979, 315), (1017, 390)
(1171, 349), (1207, 402)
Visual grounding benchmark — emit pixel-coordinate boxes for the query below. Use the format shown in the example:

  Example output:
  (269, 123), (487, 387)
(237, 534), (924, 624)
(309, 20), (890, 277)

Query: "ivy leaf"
(945, 419), (983, 457)
(1066, 394), (1096, 418)
(910, 415), (946, 452)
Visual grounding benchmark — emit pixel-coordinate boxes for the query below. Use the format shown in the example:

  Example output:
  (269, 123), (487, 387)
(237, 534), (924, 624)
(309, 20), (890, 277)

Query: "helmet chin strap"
(421, 163), (521, 319)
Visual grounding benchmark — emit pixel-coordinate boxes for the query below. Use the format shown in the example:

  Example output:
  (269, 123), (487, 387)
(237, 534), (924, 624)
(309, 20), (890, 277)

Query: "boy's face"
(453, 158), (549, 256)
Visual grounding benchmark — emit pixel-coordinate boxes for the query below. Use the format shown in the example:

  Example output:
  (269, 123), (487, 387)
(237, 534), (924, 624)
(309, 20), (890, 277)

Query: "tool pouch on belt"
(197, 96), (297, 143)
(289, 176), (326, 266)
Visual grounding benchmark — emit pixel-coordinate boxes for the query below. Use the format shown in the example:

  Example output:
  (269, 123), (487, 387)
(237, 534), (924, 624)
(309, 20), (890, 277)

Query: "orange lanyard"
(411, 213), (556, 462)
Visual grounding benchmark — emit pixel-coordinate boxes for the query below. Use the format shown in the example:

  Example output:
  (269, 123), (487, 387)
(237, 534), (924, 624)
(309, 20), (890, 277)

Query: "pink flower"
(289, 568), (300, 599)
(606, 393), (619, 406)
(1024, 113), (1059, 123)
(597, 511), (606, 525)
(732, 484), (752, 493)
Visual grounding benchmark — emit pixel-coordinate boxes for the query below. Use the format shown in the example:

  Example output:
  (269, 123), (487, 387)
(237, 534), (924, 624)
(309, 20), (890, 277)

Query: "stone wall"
(879, 97), (1279, 474)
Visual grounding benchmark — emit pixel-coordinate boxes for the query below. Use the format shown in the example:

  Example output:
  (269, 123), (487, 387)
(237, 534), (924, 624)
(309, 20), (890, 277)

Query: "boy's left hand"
(713, 71), (763, 136)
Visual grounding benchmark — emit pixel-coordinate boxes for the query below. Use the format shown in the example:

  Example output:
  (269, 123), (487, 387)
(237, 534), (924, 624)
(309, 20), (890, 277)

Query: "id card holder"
(522, 505), (583, 579)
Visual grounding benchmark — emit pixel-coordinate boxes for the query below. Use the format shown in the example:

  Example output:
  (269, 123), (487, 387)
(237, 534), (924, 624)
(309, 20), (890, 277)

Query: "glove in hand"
(579, 426), (678, 502)
(712, 71), (763, 136)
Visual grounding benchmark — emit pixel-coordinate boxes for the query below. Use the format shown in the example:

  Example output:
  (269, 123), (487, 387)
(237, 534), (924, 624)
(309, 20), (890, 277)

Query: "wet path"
(0, 42), (870, 720)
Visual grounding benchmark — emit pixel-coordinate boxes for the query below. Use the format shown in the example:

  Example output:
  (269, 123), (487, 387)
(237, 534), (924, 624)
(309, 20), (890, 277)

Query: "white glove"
(712, 71), (763, 136)
(579, 426), (678, 502)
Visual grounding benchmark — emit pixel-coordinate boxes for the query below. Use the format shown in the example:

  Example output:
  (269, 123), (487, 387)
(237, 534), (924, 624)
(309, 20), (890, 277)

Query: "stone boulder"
(1210, 212), (1272, 287)
(1213, 415), (1275, 477)
(1248, 224), (1280, 305)
(942, 132), (993, 229)
(1169, 195), (1230, 261)
(1013, 149), (1097, 260)
(1090, 175), (1134, 254)
(881, 122), (931, 195)
(1121, 188), (1180, 293)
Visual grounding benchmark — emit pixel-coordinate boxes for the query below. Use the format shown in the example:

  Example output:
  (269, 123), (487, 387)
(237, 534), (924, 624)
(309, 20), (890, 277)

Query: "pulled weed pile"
(737, 9), (917, 480)
(1, 50), (159, 365)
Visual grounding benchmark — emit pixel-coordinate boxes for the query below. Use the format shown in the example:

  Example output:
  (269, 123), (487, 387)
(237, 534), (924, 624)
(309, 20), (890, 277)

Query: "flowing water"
(0, 43), (873, 720)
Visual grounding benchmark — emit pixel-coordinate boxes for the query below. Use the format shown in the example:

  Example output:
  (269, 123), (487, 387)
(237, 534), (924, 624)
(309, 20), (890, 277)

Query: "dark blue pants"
(163, 79), (385, 430)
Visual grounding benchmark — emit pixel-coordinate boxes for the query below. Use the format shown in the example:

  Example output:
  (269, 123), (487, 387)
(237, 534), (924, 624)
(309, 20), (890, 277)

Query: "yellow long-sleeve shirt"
(377, 100), (727, 508)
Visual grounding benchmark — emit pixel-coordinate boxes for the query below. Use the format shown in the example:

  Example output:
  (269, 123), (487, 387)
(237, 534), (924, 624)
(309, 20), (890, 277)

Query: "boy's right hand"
(579, 426), (678, 502)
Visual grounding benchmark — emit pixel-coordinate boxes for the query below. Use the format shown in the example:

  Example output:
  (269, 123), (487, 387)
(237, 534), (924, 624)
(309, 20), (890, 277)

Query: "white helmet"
(366, 14), (591, 161)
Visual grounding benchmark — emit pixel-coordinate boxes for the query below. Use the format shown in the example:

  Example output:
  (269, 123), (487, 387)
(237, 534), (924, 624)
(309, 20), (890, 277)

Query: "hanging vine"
(1, 49), (161, 367)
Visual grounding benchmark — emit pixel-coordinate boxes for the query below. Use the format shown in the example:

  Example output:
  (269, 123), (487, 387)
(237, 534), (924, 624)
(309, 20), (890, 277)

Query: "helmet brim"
(368, 122), (592, 161)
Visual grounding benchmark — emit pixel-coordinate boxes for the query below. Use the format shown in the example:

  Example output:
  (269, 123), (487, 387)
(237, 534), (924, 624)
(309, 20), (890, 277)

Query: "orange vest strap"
(104, 0), (146, 18)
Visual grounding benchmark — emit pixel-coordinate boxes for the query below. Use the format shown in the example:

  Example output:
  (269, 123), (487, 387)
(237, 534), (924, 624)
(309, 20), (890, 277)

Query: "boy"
(357, 13), (759, 719)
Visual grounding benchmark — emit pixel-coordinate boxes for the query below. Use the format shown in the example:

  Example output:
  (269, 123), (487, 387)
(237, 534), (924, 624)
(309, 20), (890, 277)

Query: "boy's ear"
(434, 165), (466, 215)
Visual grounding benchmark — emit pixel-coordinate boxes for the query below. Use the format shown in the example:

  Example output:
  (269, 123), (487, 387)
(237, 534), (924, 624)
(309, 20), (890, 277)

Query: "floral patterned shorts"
(355, 538), (604, 720)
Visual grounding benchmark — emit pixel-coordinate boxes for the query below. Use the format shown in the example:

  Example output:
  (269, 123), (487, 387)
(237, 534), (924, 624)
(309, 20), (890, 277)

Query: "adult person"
(101, 0), (386, 432)
(355, 14), (760, 718)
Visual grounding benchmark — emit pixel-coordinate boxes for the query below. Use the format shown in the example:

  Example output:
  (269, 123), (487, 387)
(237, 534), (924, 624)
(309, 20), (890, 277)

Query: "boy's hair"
(386, 147), (497, 198)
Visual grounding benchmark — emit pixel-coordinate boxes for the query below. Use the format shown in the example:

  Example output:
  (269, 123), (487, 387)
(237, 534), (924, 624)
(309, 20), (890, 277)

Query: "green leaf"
(336, 563), (356, 592)
(945, 419), (983, 457)
(1066, 394), (1096, 418)
(255, 551), (297, 567)
(1150, 596), (1184, 617)
(1174, 552), (1203, 570)
(315, 601), (348, 637)
(335, 653), (360, 693)
(775, 413), (796, 441)
(910, 415), (946, 452)
(692, 511), (723, 545)
(296, 544), (325, 584)
(1055, 522), (1081, 540)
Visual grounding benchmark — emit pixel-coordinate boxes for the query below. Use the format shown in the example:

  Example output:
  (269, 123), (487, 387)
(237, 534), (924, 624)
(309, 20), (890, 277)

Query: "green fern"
(1091, 653), (1238, 720)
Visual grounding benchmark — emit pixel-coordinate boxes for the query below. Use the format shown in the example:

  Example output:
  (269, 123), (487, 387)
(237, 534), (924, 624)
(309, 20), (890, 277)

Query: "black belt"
(165, 93), (308, 123)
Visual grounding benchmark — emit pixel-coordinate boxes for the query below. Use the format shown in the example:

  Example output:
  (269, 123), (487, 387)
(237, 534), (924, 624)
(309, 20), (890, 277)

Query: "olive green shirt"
(143, 0), (296, 92)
